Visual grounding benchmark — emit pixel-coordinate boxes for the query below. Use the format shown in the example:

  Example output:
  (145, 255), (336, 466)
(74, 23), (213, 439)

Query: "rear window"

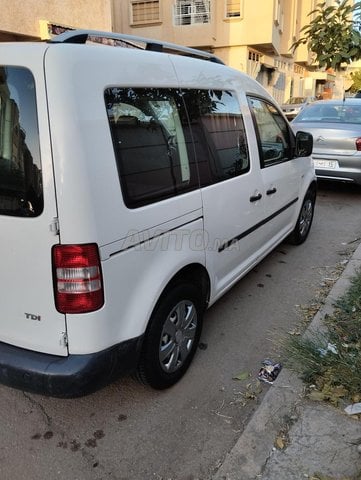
(295, 103), (361, 124)
(105, 87), (199, 208)
(0, 66), (43, 217)
(105, 87), (249, 207)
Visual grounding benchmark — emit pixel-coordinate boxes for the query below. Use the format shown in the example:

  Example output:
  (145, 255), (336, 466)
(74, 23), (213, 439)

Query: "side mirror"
(295, 131), (313, 157)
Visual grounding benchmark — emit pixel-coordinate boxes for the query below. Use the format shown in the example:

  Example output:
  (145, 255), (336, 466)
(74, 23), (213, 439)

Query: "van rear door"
(0, 45), (67, 356)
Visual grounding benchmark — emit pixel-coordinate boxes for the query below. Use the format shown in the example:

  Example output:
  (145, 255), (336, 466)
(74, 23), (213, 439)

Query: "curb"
(213, 243), (361, 480)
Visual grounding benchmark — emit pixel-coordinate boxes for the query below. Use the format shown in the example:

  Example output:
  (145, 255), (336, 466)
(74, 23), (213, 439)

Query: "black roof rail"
(49, 29), (225, 65)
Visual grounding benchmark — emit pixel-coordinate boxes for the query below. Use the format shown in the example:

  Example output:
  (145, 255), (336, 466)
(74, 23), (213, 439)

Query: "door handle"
(266, 187), (277, 195)
(249, 193), (262, 202)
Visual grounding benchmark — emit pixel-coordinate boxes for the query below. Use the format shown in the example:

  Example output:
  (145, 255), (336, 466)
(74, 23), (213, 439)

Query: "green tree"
(349, 69), (361, 92)
(292, 0), (361, 71)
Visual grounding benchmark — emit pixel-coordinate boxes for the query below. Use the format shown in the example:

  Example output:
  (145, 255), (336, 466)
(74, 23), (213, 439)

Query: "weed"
(282, 268), (361, 404)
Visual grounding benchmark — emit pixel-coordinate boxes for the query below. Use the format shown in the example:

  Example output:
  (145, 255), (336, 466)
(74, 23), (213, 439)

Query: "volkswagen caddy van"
(0, 30), (315, 397)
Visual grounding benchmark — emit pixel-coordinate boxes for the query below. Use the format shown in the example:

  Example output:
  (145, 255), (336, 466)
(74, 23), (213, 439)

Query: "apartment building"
(0, 0), (347, 101)
(113, 0), (324, 102)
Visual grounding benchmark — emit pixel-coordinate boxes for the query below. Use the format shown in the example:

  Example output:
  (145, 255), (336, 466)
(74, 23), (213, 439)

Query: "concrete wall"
(0, 0), (113, 39)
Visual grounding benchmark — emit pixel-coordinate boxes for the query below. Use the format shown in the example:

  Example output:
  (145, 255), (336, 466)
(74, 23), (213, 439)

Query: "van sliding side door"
(181, 88), (267, 300)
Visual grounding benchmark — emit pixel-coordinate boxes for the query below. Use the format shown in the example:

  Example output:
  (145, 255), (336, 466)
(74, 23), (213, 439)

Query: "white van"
(0, 30), (316, 397)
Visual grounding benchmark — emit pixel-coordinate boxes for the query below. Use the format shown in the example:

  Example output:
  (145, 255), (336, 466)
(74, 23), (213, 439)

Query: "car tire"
(288, 188), (316, 245)
(136, 283), (204, 389)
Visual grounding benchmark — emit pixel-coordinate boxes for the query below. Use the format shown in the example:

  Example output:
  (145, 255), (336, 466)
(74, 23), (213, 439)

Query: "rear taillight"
(52, 243), (104, 314)
(356, 138), (361, 151)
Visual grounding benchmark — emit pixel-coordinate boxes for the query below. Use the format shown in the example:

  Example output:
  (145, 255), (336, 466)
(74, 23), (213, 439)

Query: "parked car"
(292, 99), (361, 185)
(0, 29), (315, 398)
(281, 96), (316, 120)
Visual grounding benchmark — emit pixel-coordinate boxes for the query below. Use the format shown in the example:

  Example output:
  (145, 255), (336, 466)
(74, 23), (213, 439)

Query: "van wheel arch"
(162, 264), (210, 309)
(135, 264), (210, 389)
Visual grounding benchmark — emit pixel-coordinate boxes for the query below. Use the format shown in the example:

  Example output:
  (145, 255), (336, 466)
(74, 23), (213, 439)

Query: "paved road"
(1, 181), (361, 480)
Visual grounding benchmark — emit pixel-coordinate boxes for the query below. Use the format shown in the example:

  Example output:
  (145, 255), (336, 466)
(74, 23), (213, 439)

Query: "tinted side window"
(0, 67), (43, 217)
(248, 96), (292, 167)
(105, 87), (198, 208)
(181, 89), (249, 185)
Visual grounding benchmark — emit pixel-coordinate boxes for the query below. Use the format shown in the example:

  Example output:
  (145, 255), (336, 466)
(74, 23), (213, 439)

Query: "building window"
(131, 1), (160, 25)
(247, 50), (263, 78)
(174, 0), (211, 25)
(248, 51), (260, 62)
(226, 0), (241, 18)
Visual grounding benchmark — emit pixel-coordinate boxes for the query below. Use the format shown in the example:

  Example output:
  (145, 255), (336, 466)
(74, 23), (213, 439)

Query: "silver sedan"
(292, 99), (361, 185)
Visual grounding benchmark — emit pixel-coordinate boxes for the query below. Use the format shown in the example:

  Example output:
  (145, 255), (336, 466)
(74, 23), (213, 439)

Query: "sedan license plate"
(313, 159), (338, 169)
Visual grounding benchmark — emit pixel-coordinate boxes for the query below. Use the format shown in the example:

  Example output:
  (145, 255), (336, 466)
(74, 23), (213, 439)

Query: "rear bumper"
(315, 169), (361, 185)
(0, 336), (143, 398)
(313, 154), (361, 185)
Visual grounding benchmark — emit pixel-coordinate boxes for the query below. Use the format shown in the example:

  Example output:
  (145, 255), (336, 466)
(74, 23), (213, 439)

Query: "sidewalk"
(213, 244), (361, 480)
